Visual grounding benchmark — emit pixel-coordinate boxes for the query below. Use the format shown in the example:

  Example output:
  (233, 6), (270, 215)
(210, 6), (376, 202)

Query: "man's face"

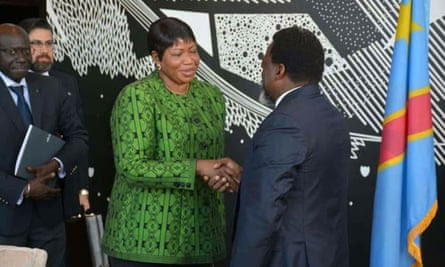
(0, 30), (31, 82)
(261, 43), (277, 102)
(29, 28), (54, 73)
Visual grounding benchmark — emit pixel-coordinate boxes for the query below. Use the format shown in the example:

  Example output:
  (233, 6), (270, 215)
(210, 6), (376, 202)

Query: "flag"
(370, 0), (437, 266)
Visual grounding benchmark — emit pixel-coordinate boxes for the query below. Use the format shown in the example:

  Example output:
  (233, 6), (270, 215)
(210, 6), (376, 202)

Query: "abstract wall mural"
(45, 0), (445, 265)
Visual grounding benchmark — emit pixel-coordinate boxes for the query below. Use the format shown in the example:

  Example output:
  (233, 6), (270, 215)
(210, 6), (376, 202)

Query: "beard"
(259, 78), (275, 107)
(31, 55), (53, 73)
(258, 89), (275, 107)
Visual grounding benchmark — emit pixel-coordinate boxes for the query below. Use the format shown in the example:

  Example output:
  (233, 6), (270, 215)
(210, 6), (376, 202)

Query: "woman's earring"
(157, 64), (162, 71)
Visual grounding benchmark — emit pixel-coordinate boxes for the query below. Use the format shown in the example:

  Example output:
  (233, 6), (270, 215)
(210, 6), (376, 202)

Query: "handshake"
(197, 157), (242, 193)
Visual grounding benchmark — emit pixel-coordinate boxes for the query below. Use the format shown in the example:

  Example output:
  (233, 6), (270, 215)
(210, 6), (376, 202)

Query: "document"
(15, 125), (65, 179)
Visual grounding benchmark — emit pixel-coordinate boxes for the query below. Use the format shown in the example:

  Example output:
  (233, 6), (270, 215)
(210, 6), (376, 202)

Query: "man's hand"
(197, 160), (232, 192)
(199, 157), (242, 193)
(212, 157), (242, 192)
(27, 159), (59, 180)
(25, 159), (61, 200)
(203, 174), (232, 192)
(78, 190), (90, 211)
(25, 176), (60, 200)
(213, 157), (242, 184)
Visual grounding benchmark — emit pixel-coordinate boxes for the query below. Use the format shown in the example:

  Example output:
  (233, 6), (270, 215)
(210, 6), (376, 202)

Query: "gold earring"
(157, 64), (161, 71)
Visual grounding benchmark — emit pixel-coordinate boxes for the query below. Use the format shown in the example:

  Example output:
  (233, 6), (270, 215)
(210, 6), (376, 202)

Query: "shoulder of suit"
(26, 72), (59, 85)
(26, 72), (67, 95)
(49, 69), (77, 84)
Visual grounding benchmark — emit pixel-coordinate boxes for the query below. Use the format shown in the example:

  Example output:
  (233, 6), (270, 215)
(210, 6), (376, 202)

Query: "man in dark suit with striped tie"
(0, 23), (88, 267)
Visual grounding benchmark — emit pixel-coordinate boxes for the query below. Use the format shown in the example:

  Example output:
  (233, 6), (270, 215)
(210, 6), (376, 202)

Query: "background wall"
(0, 0), (45, 23)
(5, 0), (445, 266)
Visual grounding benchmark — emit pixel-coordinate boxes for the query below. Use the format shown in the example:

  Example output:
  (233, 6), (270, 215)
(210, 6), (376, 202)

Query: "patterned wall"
(47, 1), (445, 265)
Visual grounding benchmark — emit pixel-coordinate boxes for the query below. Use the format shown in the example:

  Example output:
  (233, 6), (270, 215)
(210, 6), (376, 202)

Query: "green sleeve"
(110, 81), (196, 190)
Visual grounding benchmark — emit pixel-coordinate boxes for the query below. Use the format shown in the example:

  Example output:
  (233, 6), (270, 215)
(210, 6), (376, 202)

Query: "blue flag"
(370, 0), (437, 266)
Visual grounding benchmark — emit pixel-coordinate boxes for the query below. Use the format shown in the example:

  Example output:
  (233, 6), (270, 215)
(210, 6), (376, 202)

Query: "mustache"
(36, 55), (51, 61)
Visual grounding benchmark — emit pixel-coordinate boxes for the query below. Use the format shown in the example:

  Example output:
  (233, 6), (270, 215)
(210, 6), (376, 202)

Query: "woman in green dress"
(103, 17), (242, 266)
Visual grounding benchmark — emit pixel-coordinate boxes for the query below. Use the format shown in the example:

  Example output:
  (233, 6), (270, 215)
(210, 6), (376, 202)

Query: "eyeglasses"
(30, 40), (55, 49)
(0, 47), (31, 57)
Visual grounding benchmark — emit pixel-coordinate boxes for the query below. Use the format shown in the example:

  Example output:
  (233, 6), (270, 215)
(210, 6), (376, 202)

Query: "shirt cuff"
(17, 188), (25, 205)
(52, 157), (66, 178)
(79, 189), (89, 195)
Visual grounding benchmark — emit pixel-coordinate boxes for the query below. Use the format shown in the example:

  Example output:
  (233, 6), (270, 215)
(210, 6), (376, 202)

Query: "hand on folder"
(26, 158), (60, 179)
(25, 159), (61, 200)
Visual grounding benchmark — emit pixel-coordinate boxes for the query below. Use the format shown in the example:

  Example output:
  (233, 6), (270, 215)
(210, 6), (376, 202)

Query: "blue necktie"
(9, 85), (33, 126)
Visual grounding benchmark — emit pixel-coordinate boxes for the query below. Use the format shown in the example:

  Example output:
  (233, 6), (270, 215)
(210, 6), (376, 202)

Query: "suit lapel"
(27, 76), (43, 128)
(0, 79), (26, 131)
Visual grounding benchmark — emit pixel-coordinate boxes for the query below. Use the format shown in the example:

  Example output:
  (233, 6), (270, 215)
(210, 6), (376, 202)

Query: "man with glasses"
(19, 18), (90, 217)
(0, 23), (88, 267)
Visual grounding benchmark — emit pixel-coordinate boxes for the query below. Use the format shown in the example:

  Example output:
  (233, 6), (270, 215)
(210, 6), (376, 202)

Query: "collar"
(0, 71), (27, 88)
(29, 69), (50, 76)
(275, 86), (301, 108)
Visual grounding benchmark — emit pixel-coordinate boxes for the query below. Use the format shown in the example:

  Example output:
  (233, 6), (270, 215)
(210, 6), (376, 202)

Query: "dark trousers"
(0, 209), (66, 267)
(110, 256), (213, 267)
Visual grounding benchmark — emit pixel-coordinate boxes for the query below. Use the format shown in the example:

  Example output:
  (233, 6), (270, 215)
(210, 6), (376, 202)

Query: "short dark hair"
(18, 18), (53, 34)
(19, 18), (53, 34)
(147, 17), (196, 60)
(271, 26), (324, 83)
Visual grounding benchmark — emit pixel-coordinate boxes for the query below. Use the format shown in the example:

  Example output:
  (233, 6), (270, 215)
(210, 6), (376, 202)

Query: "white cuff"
(52, 157), (66, 178)
(17, 189), (25, 205)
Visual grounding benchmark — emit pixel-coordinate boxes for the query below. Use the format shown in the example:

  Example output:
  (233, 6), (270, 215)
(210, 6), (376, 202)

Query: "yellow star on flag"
(395, 0), (423, 42)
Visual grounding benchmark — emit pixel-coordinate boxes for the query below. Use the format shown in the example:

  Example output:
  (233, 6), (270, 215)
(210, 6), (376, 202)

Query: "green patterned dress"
(103, 71), (227, 264)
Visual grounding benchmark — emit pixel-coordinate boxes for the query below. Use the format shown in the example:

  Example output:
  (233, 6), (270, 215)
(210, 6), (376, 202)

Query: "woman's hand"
(196, 159), (220, 178)
(203, 174), (231, 192)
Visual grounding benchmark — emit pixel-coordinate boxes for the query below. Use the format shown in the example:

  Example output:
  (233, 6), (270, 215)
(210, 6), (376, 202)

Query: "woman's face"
(155, 38), (200, 85)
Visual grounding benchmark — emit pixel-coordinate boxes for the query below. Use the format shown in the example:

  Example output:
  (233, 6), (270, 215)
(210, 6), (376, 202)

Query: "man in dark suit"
(0, 24), (88, 267)
(231, 26), (350, 267)
(19, 18), (90, 216)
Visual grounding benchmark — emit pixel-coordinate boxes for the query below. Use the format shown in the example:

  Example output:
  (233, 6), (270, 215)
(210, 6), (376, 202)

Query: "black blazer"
(231, 84), (350, 267)
(50, 69), (89, 217)
(0, 72), (88, 235)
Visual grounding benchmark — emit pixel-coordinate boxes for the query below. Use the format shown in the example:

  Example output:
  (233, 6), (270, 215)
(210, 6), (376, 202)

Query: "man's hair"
(147, 17), (196, 60)
(271, 26), (324, 83)
(18, 18), (53, 34)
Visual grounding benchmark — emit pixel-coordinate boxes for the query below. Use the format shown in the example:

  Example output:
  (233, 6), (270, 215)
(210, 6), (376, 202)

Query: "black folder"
(14, 125), (65, 179)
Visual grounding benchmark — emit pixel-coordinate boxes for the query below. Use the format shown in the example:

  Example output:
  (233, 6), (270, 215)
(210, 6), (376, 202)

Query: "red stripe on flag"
(378, 114), (406, 165)
(407, 93), (433, 135)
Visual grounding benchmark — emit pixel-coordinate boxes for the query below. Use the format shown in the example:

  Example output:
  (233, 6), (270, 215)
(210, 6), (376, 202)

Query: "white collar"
(0, 71), (27, 88)
(29, 69), (49, 76)
(275, 86), (301, 108)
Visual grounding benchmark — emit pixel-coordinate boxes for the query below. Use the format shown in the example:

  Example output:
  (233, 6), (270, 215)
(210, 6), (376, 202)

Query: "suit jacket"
(0, 72), (88, 236)
(231, 84), (350, 267)
(50, 69), (89, 217)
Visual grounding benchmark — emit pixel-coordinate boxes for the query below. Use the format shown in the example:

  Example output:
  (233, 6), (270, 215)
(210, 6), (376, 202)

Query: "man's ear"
(275, 63), (286, 79)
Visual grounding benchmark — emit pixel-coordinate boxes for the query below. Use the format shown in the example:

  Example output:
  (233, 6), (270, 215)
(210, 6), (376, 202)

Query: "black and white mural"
(46, 0), (445, 265)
